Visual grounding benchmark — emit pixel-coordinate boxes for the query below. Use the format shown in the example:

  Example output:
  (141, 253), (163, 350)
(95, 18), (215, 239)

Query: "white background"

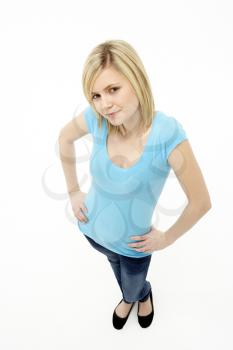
(0, 0), (232, 349)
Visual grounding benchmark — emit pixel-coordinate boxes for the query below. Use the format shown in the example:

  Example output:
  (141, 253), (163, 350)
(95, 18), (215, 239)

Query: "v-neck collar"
(104, 111), (160, 171)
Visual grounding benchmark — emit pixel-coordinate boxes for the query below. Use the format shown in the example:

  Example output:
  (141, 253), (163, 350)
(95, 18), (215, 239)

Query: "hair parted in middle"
(82, 39), (156, 137)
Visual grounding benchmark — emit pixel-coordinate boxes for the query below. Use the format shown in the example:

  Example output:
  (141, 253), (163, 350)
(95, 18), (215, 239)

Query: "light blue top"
(77, 105), (188, 258)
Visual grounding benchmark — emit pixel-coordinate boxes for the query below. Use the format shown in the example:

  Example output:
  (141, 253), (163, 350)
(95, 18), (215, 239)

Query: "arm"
(164, 139), (212, 245)
(58, 111), (89, 195)
(58, 138), (81, 194)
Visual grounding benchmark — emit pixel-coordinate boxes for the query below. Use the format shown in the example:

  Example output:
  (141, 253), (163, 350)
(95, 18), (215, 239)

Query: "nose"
(101, 95), (113, 113)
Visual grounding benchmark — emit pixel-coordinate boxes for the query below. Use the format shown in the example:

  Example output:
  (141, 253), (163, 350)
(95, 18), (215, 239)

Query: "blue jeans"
(84, 234), (152, 304)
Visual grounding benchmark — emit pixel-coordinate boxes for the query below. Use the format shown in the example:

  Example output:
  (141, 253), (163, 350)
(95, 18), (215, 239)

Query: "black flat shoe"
(137, 289), (154, 328)
(112, 299), (136, 329)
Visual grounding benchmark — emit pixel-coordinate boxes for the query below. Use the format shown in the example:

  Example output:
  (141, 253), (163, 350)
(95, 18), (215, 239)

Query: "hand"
(128, 226), (172, 253)
(69, 190), (88, 223)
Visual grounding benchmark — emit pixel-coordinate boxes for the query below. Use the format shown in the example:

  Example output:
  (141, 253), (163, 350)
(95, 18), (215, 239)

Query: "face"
(91, 66), (142, 134)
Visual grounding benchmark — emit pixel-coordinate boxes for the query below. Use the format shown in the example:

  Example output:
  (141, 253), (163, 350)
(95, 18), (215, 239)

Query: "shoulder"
(83, 104), (105, 136)
(155, 110), (187, 143)
(153, 110), (188, 165)
(83, 104), (97, 119)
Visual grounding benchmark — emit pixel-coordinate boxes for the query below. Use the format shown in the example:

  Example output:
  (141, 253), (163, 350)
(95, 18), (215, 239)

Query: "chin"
(109, 119), (122, 125)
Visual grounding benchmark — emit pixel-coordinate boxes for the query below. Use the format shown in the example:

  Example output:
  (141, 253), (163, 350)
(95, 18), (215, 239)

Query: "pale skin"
(91, 65), (212, 316)
(60, 65), (212, 317)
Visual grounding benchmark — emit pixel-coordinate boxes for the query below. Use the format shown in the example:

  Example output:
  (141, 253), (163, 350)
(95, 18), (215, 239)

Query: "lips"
(108, 110), (120, 116)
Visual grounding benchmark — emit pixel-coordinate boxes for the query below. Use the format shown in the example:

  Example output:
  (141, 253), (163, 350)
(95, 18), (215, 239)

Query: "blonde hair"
(82, 39), (156, 137)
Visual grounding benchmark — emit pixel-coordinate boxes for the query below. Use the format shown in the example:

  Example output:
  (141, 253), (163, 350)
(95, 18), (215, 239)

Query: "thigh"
(120, 254), (152, 275)
(84, 234), (119, 262)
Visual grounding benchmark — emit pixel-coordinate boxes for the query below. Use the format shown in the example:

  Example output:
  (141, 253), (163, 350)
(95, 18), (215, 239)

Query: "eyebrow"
(91, 83), (120, 95)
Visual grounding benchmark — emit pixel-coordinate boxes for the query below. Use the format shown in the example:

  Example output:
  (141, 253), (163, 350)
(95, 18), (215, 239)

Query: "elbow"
(58, 130), (64, 142)
(188, 189), (212, 214)
(58, 130), (68, 143)
(188, 198), (212, 214)
(202, 193), (212, 212)
(202, 200), (212, 213)
(58, 130), (74, 145)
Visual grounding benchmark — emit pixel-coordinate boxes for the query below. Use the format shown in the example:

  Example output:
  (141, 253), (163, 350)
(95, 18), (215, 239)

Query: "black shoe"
(137, 289), (154, 328)
(112, 299), (136, 329)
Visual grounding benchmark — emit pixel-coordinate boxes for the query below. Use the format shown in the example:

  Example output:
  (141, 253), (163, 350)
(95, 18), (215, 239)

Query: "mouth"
(108, 110), (120, 118)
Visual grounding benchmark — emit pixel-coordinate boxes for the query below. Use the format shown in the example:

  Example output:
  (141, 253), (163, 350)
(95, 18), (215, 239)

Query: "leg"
(119, 254), (152, 303)
(83, 235), (122, 292)
(106, 255), (123, 293)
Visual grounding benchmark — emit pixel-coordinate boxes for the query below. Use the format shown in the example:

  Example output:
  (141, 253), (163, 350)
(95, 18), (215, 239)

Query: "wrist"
(68, 188), (81, 195)
(164, 231), (176, 246)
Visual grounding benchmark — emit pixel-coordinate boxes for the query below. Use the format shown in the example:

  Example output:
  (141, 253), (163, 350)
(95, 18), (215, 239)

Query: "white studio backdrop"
(0, 0), (232, 349)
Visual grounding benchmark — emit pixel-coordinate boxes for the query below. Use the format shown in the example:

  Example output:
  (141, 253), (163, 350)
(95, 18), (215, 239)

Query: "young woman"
(58, 39), (211, 330)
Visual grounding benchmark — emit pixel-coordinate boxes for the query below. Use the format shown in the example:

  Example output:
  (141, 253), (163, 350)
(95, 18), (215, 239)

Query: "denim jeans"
(84, 234), (152, 304)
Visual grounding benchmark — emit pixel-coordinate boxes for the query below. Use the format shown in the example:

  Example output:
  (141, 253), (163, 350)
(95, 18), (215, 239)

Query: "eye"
(110, 87), (119, 93)
(92, 94), (98, 100)
(92, 87), (120, 100)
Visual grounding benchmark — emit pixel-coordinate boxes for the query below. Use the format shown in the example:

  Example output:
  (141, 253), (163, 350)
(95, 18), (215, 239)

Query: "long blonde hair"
(82, 39), (156, 136)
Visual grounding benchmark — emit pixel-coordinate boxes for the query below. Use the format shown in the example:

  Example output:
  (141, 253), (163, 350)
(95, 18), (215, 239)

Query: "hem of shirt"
(166, 136), (188, 165)
(79, 228), (152, 259)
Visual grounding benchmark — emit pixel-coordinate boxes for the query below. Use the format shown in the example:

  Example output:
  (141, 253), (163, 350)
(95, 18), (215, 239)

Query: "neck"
(121, 115), (143, 138)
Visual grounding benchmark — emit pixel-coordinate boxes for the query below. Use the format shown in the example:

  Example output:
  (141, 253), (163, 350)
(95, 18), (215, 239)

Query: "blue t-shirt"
(77, 105), (188, 258)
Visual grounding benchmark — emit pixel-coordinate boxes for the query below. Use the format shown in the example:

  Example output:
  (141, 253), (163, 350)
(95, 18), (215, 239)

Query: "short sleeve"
(83, 105), (97, 134)
(163, 116), (188, 163)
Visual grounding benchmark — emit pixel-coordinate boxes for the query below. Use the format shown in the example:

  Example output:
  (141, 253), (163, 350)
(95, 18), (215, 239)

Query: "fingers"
(128, 242), (146, 248)
(130, 235), (147, 240)
(77, 206), (88, 223)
